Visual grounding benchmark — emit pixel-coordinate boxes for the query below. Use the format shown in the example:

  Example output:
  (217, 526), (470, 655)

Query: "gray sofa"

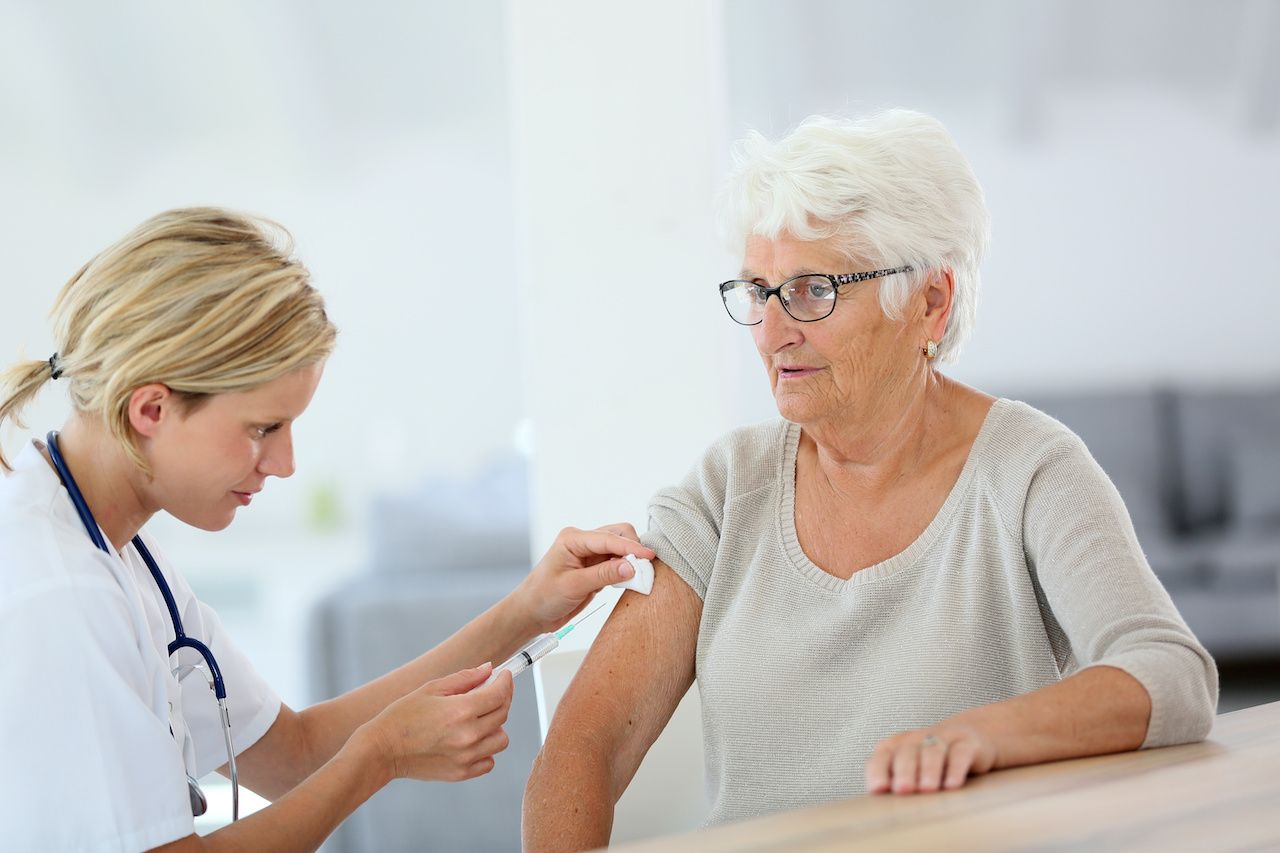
(309, 567), (540, 853)
(1017, 386), (1280, 658)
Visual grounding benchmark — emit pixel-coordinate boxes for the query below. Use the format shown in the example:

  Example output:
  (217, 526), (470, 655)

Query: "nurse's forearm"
(151, 731), (390, 853)
(298, 592), (533, 772)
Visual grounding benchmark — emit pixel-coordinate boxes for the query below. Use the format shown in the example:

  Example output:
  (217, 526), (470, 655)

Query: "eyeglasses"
(718, 266), (914, 325)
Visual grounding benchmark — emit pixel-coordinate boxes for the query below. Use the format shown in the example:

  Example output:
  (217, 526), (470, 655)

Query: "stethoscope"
(45, 431), (240, 822)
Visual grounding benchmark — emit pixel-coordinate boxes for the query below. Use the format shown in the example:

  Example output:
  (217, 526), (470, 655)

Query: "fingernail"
(619, 561), (635, 578)
(479, 661), (492, 671)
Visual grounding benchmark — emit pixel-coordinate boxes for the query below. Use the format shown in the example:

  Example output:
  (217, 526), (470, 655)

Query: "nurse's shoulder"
(0, 440), (132, 608)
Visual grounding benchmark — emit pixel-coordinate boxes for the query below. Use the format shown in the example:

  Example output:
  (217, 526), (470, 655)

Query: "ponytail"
(0, 357), (59, 472)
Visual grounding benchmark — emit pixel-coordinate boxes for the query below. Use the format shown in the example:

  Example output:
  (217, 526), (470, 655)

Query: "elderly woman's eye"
(807, 282), (834, 299)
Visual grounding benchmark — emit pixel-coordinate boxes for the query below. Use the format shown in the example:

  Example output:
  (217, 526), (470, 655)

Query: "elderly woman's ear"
(912, 267), (954, 352)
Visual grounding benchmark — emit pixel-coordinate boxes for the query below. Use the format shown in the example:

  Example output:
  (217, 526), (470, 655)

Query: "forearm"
(163, 732), (390, 853)
(957, 665), (1152, 769)
(523, 742), (617, 853)
(298, 593), (536, 770)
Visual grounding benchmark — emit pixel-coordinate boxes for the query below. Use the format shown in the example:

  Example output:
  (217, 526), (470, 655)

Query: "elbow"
(1187, 654), (1219, 742)
(1141, 644), (1220, 748)
(1178, 643), (1219, 744)
(521, 748), (555, 852)
(522, 738), (618, 853)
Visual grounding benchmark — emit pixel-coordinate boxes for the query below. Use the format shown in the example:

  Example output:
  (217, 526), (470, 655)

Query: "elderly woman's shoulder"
(986, 398), (1093, 464)
(680, 418), (794, 495)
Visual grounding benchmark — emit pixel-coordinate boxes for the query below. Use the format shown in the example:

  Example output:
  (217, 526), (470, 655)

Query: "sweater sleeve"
(1022, 435), (1218, 748)
(639, 434), (735, 600)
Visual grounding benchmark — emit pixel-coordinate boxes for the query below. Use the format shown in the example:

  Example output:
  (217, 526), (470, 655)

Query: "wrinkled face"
(743, 233), (919, 426)
(140, 362), (324, 531)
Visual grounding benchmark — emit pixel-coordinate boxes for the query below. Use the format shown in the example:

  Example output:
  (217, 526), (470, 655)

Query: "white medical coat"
(0, 441), (282, 851)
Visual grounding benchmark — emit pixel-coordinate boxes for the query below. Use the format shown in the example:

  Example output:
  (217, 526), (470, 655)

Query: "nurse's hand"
(512, 524), (657, 634)
(361, 663), (514, 782)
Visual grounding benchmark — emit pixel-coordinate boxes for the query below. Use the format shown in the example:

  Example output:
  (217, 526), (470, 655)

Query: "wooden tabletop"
(612, 700), (1280, 852)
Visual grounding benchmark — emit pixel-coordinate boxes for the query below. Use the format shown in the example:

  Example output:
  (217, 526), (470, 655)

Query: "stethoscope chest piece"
(188, 775), (208, 816)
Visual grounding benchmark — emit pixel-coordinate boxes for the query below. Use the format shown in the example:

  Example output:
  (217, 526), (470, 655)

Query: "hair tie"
(48, 353), (63, 380)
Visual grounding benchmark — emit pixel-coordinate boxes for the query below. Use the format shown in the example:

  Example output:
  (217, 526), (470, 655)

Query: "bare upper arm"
(544, 558), (702, 800)
(216, 702), (310, 801)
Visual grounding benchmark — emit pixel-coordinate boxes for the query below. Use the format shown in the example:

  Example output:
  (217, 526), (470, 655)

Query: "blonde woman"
(0, 208), (651, 852)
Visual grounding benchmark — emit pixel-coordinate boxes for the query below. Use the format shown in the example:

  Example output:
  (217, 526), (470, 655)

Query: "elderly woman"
(522, 110), (1218, 850)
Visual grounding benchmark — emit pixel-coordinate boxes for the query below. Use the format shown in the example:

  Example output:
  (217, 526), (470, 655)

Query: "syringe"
(482, 598), (612, 687)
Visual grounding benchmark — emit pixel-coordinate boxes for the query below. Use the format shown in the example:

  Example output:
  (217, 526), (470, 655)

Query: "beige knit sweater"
(640, 398), (1217, 826)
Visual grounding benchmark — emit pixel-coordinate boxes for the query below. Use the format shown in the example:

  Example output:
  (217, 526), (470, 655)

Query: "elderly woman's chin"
(769, 372), (836, 424)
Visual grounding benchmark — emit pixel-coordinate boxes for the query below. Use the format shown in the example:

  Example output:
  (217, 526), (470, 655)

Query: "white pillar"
(508, 0), (732, 841)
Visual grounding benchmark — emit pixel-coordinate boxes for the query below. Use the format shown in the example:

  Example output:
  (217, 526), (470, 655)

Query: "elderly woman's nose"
(754, 297), (803, 351)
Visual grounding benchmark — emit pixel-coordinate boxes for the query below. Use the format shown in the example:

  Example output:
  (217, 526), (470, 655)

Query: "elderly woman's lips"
(778, 366), (822, 378)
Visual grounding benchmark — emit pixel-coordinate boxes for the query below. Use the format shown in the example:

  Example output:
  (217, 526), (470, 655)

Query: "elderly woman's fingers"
(943, 740), (979, 789)
(917, 737), (948, 792)
(890, 740), (921, 794)
(864, 743), (893, 794)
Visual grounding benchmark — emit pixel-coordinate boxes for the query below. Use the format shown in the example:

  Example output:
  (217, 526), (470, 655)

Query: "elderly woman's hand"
(510, 524), (656, 635)
(865, 719), (998, 795)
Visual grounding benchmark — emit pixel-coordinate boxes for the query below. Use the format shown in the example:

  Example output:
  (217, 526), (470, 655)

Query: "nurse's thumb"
(427, 662), (494, 697)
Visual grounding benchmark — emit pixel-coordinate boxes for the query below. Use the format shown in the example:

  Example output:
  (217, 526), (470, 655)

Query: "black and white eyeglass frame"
(718, 265), (915, 325)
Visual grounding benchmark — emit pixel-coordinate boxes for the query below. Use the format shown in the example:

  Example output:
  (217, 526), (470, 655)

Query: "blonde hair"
(0, 207), (337, 473)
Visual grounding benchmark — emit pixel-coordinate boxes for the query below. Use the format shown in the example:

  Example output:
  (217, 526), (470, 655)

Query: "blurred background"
(2, 0), (1277, 849)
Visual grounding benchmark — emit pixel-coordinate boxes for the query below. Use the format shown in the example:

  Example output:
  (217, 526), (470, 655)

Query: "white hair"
(719, 110), (990, 363)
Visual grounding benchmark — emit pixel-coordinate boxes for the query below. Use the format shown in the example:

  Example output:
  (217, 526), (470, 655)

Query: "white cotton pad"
(612, 553), (654, 595)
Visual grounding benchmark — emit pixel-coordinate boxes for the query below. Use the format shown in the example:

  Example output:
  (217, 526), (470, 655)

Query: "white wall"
(507, 0), (734, 840)
(0, 2), (525, 543)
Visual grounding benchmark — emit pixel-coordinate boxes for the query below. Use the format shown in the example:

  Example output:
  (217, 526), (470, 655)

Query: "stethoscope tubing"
(45, 430), (239, 819)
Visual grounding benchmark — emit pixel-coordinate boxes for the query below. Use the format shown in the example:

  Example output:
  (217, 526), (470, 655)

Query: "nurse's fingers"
(459, 756), (496, 781)
(426, 662), (493, 697)
(557, 527), (656, 562)
(596, 522), (643, 544)
(559, 558), (635, 600)
(462, 670), (514, 717)
(474, 691), (513, 731)
(466, 728), (510, 764)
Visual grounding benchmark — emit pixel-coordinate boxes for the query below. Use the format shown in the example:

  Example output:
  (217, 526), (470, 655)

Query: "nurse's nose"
(259, 428), (296, 479)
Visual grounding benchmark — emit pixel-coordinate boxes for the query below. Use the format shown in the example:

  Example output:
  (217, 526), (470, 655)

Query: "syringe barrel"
(484, 633), (560, 686)
(522, 633), (559, 664)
